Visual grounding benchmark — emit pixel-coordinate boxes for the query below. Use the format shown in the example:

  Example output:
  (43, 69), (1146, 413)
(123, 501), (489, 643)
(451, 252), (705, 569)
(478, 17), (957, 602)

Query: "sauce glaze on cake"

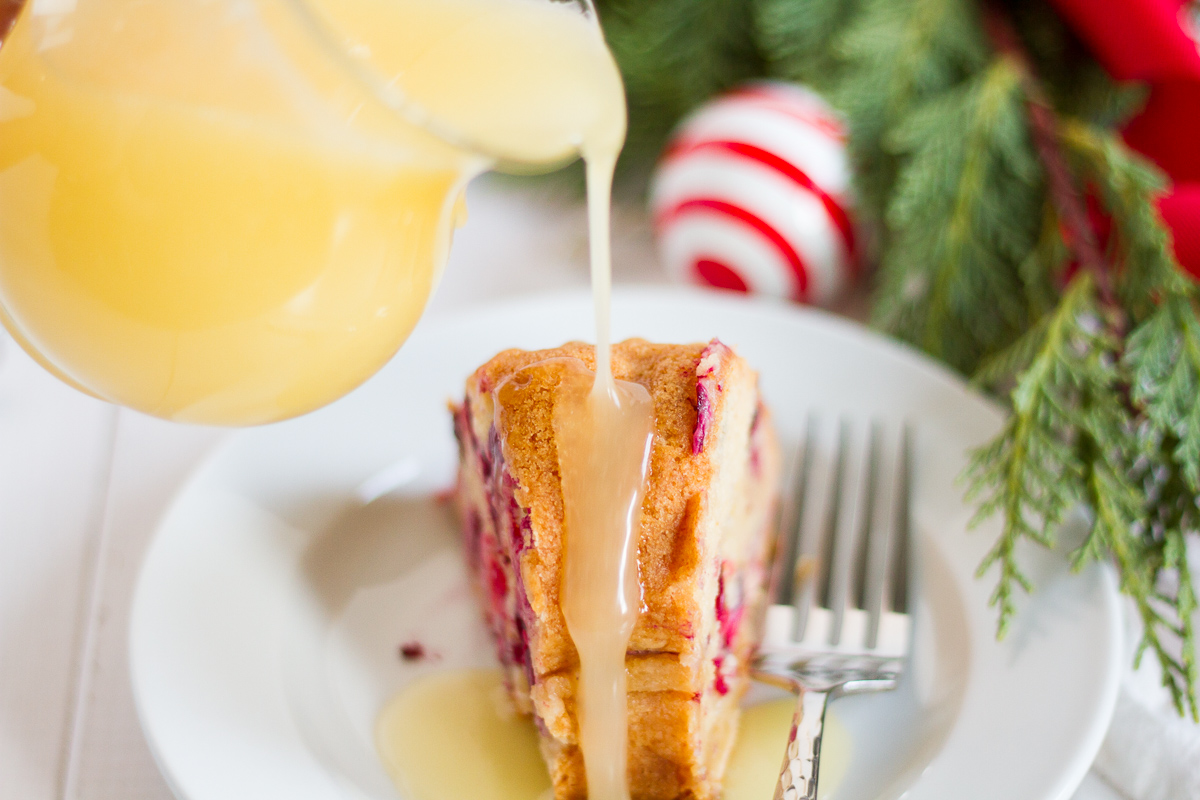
(452, 338), (780, 800)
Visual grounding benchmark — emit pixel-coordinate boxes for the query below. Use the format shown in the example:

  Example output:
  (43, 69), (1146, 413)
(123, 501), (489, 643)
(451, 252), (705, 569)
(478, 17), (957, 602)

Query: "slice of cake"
(451, 338), (780, 800)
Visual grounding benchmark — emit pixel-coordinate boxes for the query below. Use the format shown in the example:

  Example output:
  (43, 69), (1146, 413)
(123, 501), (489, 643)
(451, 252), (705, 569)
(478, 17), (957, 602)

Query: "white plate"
(130, 287), (1121, 800)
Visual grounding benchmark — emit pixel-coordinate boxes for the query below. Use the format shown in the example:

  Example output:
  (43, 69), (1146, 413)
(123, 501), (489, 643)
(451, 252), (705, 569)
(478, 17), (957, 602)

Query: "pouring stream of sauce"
(552, 154), (656, 800)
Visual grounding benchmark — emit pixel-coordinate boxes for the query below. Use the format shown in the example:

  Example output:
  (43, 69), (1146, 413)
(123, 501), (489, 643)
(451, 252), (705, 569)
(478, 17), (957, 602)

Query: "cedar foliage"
(595, 0), (1200, 717)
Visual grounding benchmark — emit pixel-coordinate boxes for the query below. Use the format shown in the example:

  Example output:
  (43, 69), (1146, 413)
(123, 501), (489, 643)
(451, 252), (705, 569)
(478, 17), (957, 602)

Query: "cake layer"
(452, 339), (780, 800)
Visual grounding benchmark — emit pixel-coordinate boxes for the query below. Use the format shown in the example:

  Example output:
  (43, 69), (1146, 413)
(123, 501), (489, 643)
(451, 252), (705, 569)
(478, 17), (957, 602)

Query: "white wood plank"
(62, 411), (225, 800)
(0, 342), (118, 800)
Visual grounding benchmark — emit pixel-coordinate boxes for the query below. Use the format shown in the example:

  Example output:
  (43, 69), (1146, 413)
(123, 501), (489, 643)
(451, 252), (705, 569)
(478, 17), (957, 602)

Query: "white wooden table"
(0, 178), (1124, 800)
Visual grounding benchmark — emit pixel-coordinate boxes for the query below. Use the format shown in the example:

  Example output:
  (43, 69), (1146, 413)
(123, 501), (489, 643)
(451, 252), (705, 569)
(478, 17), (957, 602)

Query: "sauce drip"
(489, 132), (649, 800)
(554, 131), (655, 798)
(376, 670), (852, 800)
(554, 357), (653, 800)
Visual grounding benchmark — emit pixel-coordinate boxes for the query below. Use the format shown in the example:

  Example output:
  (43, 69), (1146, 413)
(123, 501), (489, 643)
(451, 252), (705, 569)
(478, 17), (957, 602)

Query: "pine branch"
(1059, 121), (1186, 319)
(1129, 296), (1200, 493)
(596, 0), (765, 183)
(1017, 202), (1069, 322)
(755, 0), (862, 93)
(982, 5), (1118, 312)
(1124, 294), (1200, 718)
(966, 274), (1109, 629)
(829, 0), (990, 220)
(980, 112), (1200, 718)
(937, 5), (1200, 717)
(1144, 453), (1200, 717)
(1005, 0), (1147, 129)
(873, 55), (1040, 372)
(968, 249), (1200, 721)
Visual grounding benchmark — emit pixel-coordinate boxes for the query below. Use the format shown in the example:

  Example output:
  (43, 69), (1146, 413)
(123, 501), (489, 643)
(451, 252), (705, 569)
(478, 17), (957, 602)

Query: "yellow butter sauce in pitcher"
(0, 0), (624, 424)
(1, 2), (658, 797)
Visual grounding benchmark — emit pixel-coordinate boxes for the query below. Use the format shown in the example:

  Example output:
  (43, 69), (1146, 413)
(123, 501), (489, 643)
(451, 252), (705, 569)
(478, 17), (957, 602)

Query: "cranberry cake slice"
(451, 339), (780, 800)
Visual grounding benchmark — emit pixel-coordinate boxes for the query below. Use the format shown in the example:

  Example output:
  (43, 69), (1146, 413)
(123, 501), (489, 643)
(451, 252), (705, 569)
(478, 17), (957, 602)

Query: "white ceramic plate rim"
(130, 286), (1122, 800)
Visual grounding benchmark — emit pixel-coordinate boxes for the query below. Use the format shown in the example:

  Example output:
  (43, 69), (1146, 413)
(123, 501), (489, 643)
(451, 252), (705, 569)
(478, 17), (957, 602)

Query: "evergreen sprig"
(966, 274), (1113, 624)
(593, 0), (1200, 716)
(596, 0), (766, 180)
(969, 120), (1200, 717)
(876, 56), (1038, 372)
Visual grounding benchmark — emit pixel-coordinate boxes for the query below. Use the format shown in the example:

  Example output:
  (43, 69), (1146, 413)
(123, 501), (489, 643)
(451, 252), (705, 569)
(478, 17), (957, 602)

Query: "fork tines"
(764, 414), (911, 659)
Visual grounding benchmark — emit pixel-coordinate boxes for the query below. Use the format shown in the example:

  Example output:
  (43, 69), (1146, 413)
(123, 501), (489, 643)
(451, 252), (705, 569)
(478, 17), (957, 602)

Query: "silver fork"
(752, 416), (913, 800)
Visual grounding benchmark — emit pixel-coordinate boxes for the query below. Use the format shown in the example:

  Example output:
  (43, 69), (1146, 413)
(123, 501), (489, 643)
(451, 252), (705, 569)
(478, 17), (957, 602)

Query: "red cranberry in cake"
(451, 338), (780, 800)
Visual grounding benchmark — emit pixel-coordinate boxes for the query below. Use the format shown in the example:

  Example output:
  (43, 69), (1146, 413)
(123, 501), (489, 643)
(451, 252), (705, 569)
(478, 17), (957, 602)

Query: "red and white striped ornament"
(649, 81), (858, 306)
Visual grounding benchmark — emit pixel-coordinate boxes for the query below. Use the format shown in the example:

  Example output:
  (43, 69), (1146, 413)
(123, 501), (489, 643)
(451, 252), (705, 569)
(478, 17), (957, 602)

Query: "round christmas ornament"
(649, 81), (858, 306)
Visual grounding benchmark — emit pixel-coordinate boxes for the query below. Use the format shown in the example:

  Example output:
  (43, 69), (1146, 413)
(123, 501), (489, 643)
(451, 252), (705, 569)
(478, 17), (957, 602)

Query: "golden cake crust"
(470, 340), (723, 671)
(454, 338), (780, 800)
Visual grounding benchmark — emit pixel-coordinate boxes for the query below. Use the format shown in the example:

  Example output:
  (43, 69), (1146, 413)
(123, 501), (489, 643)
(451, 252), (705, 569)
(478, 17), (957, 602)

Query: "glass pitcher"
(0, 0), (623, 424)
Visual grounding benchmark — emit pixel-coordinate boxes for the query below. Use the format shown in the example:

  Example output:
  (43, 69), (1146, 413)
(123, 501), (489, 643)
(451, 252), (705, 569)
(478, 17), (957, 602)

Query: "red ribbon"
(1049, 0), (1200, 278)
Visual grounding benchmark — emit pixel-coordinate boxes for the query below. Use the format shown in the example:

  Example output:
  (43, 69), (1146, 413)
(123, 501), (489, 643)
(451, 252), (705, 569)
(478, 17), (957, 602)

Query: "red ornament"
(649, 81), (859, 307)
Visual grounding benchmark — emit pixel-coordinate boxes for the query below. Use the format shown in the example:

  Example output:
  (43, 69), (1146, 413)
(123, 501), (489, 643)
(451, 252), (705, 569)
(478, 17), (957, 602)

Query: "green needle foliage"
(966, 122), (1200, 718)
(595, 0), (765, 181)
(876, 57), (1038, 372)
(594, 0), (1200, 717)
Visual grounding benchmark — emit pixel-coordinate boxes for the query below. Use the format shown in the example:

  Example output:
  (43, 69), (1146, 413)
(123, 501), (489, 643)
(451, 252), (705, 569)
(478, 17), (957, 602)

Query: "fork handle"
(772, 688), (830, 800)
